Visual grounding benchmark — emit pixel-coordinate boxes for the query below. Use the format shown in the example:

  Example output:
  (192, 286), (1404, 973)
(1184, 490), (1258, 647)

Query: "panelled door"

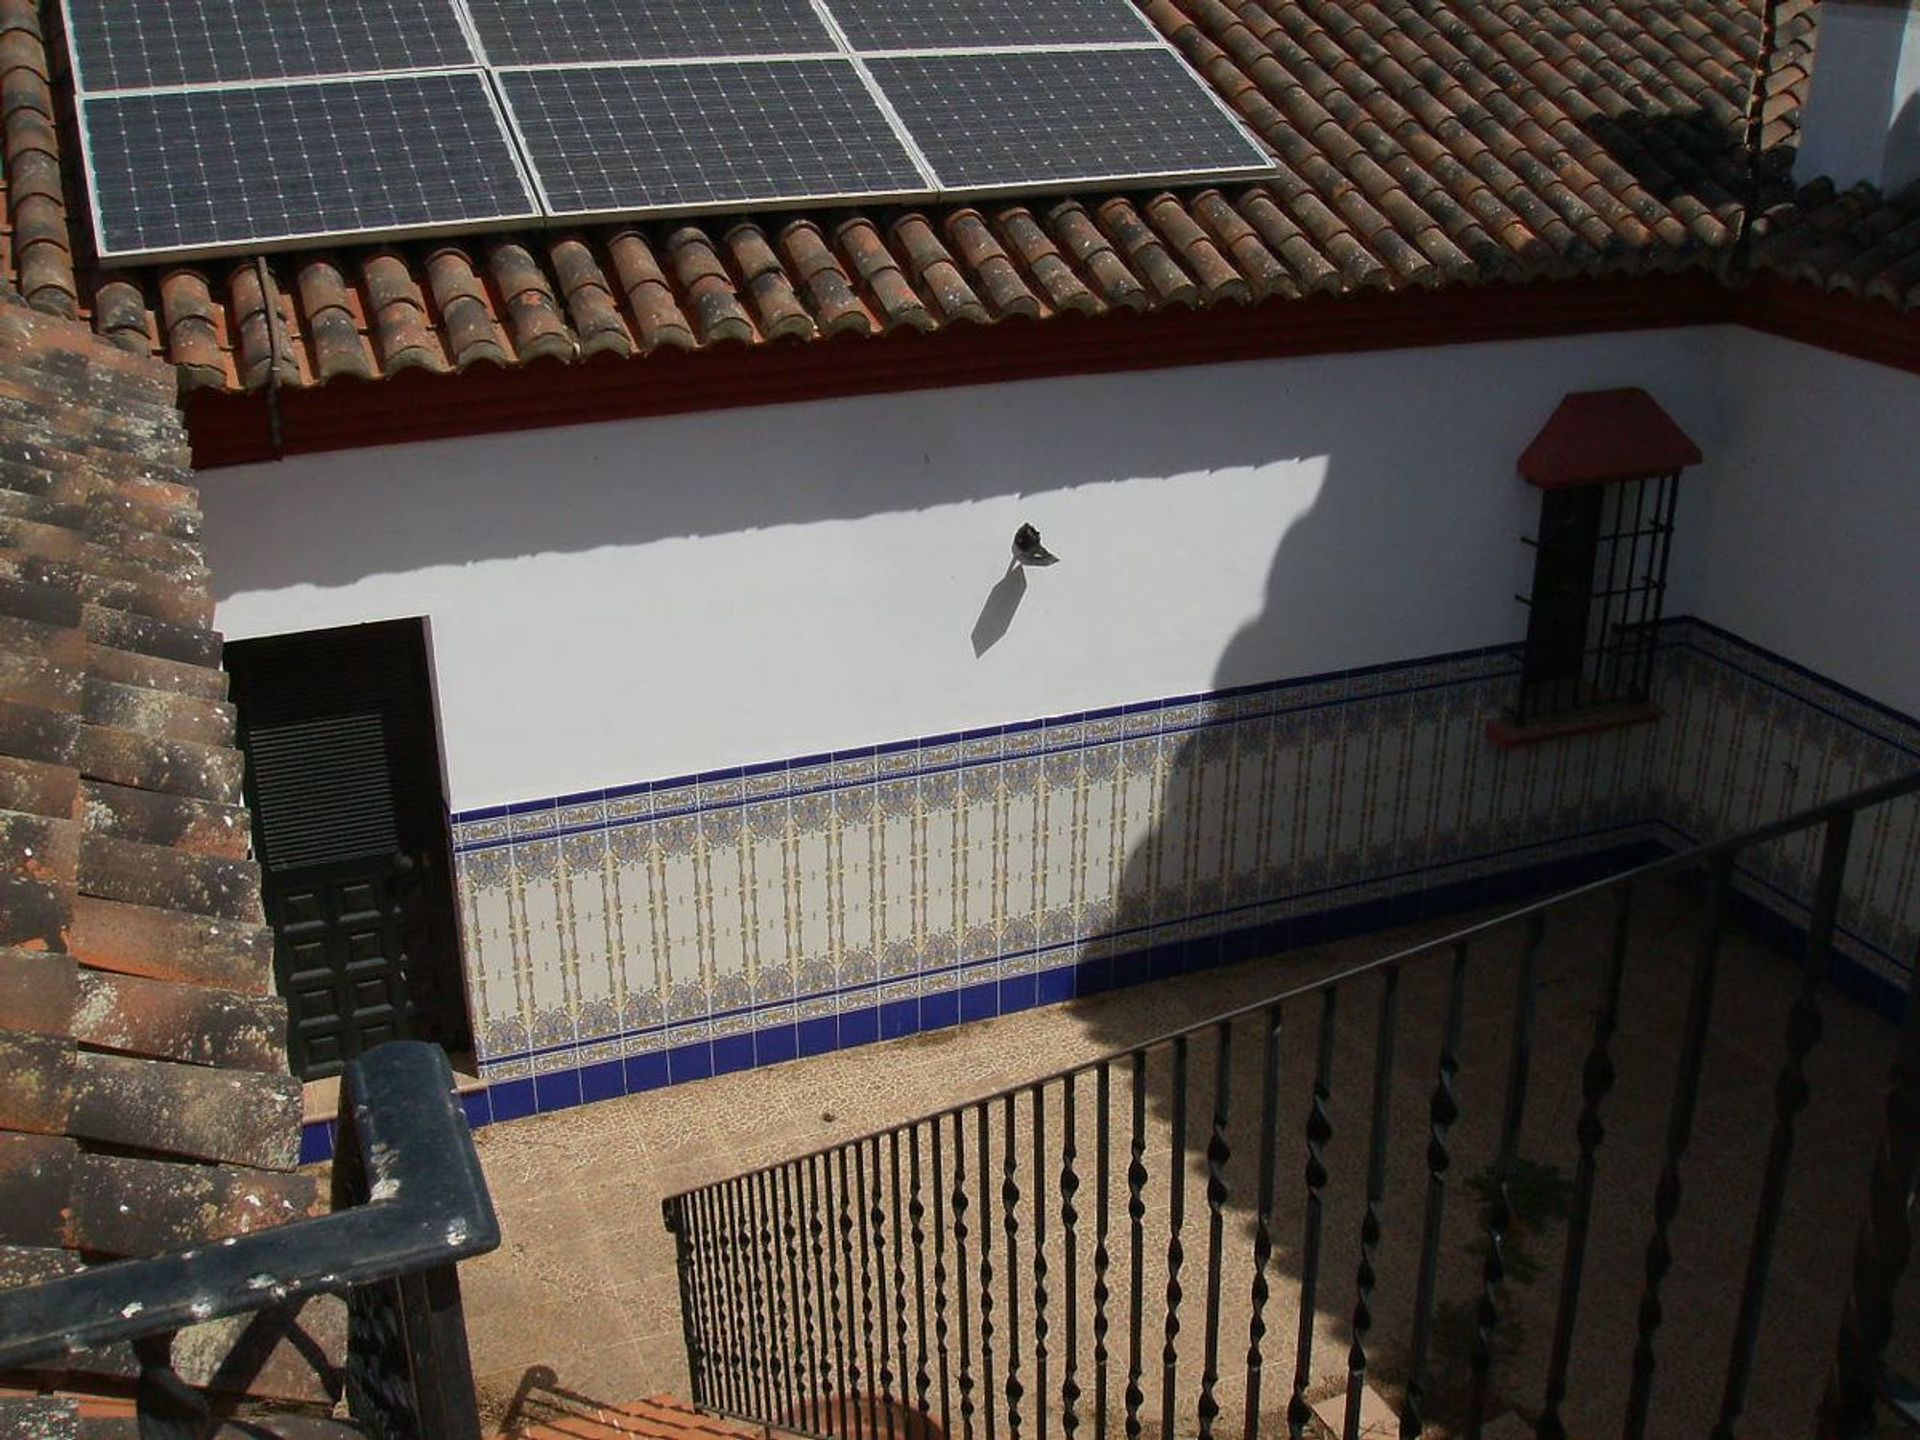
(224, 620), (469, 1079)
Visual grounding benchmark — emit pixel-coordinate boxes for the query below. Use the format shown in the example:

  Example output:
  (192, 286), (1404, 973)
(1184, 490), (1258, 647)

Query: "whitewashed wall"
(196, 326), (1724, 811)
(1681, 330), (1920, 721)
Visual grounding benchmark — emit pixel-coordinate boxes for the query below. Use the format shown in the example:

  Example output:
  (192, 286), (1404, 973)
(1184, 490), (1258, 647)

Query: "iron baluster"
(1625, 851), (1734, 1439)
(780, 1164), (820, 1434)
(1060, 1072), (1083, 1440)
(1198, 1022), (1233, 1440)
(910, 1125), (935, 1428)
(1162, 1035), (1191, 1440)
(1032, 1087), (1050, 1440)
(835, 1148), (863, 1421)
(1243, 1004), (1283, 1440)
(1466, 912), (1546, 1439)
(954, 1110), (978, 1440)
(1003, 1094), (1027, 1440)
(891, 1133), (913, 1440)
(1821, 935), (1920, 1436)
(1288, 990), (1339, 1440)
(1713, 812), (1851, 1438)
(735, 1175), (773, 1421)
(809, 1154), (842, 1436)
(933, 1119), (956, 1440)
(667, 1197), (707, 1411)
(1538, 884), (1635, 1440)
(1344, 964), (1401, 1440)
(1125, 1051), (1149, 1440)
(856, 1140), (888, 1440)
(1092, 1061), (1113, 1440)
(761, 1168), (799, 1428)
(699, 1185), (740, 1415)
(1401, 941), (1468, 1440)
(980, 1106), (1000, 1440)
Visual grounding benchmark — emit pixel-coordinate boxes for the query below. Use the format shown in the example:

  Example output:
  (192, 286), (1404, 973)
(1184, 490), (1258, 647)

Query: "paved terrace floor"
(463, 879), (1919, 1439)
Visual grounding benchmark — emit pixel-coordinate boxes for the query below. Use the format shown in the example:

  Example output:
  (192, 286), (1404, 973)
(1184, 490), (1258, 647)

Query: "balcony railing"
(0, 1042), (500, 1440)
(665, 770), (1920, 1440)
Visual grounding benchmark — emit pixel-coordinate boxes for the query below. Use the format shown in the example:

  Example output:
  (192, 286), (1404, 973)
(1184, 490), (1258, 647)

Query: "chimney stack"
(1793, 0), (1920, 193)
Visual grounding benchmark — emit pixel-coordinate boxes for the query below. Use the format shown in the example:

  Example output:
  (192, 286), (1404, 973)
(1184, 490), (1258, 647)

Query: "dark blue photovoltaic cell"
(501, 61), (929, 216)
(63, 0), (475, 90)
(828, 0), (1151, 52)
(84, 73), (538, 258)
(863, 48), (1270, 190)
(466, 0), (833, 64)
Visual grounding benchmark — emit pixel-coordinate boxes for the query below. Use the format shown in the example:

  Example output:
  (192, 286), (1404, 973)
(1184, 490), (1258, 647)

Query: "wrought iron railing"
(666, 771), (1920, 1440)
(0, 1042), (500, 1440)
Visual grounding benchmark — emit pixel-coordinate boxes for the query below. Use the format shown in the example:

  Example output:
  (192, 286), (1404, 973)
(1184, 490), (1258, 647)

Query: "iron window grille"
(1506, 387), (1702, 730)
(1514, 469), (1680, 724)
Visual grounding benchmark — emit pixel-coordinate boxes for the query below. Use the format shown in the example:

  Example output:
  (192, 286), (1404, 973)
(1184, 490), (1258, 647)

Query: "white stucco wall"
(1682, 330), (1920, 719)
(197, 327), (1726, 811)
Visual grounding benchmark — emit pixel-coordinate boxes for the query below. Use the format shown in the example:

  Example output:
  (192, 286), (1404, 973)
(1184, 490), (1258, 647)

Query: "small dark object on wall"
(1012, 523), (1058, 566)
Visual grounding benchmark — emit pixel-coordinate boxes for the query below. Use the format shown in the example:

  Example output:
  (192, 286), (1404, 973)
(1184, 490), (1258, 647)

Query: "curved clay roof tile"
(665, 227), (757, 346)
(777, 220), (874, 338)
(835, 217), (934, 333)
(724, 224), (816, 342)
(942, 210), (1042, 321)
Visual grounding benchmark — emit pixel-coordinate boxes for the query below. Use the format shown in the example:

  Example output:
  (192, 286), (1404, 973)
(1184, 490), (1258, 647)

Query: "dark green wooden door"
(225, 620), (468, 1079)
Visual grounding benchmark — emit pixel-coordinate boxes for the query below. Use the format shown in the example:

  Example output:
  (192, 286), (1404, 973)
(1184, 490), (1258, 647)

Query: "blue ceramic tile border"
(298, 832), (1663, 1164)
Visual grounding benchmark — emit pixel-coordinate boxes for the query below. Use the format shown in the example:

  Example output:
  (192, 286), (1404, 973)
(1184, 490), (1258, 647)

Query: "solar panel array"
(63, 0), (1273, 262)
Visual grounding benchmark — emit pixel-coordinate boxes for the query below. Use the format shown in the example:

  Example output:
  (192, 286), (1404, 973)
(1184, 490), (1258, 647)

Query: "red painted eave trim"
(179, 272), (1920, 470)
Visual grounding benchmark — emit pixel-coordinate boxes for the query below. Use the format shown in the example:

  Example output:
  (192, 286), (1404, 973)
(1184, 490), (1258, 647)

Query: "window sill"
(1486, 700), (1661, 749)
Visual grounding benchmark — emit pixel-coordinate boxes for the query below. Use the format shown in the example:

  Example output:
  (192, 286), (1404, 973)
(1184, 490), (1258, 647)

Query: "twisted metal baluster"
(1125, 1051), (1149, 1440)
(1092, 1061), (1113, 1440)
(932, 1119), (956, 1440)
(1714, 813), (1853, 1440)
(695, 1188), (737, 1415)
(1060, 1073), (1082, 1440)
(702, 1190), (737, 1413)
(739, 1174), (775, 1421)
(1539, 885), (1635, 1440)
(1243, 1004), (1282, 1440)
(779, 1164), (818, 1434)
(1288, 990), (1339, 1440)
(1162, 1035), (1190, 1440)
(666, 1197), (708, 1410)
(1402, 943), (1468, 1440)
(808, 1156), (842, 1435)
(837, 1147), (866, 1415)
(1466, 913), (1546, 1440)
(891, 1133), (913, 1440)
(748, 1174), (781, 1420)
(1625, 853), (1733, 1439)
(1343, 965), (1401, 1440)
(1004, 1093), (1027, 1440)
(954, 1110), (979, 1440)
(909, 1125), (935, 1429)
(1198, 1023), (1233, 1440)
(1821, 936), (1920, 1436)
(979, 1106), (1001, 1440)
(1032, 1086), (1050, 1440)
(859, 1139), (892, 1440)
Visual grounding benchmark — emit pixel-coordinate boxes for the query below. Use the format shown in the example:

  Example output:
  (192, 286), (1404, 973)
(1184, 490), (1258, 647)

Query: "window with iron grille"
(1503, 387), (1701, 733)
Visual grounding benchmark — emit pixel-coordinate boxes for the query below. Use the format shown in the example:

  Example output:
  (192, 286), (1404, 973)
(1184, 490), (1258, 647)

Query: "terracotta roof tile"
(0, 0), (1907, 392)
(0, 303), (303, 1313)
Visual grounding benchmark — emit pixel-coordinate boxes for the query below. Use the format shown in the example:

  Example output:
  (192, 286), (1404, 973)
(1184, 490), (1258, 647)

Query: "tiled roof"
(0, 298), (324, 1383)
(1, 0), (1913, 399)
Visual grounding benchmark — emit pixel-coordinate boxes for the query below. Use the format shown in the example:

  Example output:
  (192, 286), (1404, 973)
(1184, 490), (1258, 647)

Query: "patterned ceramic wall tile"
(452, 625), (1920, 1084)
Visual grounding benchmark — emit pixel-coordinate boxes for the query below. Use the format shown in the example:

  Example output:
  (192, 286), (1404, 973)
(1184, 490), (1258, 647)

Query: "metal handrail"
(670, 765), (1920, 1194)
(0, 1042), (500, 1440)
(665, 767), (1920, 1440)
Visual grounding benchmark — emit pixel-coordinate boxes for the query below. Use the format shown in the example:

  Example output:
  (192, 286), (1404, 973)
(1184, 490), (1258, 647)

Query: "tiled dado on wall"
(1654, 619), (1920, 1012)
(445, 640), (1673, 1122)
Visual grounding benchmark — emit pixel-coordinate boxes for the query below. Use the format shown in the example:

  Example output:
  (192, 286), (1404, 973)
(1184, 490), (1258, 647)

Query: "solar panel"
(61, 0), (476, 92)
(864, 48), (1270, 192)
(82, 72), (539, 260)
(465, 0), (834, 66)
(499, 61), (930, 218)
(826, 0), (1153, 54)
